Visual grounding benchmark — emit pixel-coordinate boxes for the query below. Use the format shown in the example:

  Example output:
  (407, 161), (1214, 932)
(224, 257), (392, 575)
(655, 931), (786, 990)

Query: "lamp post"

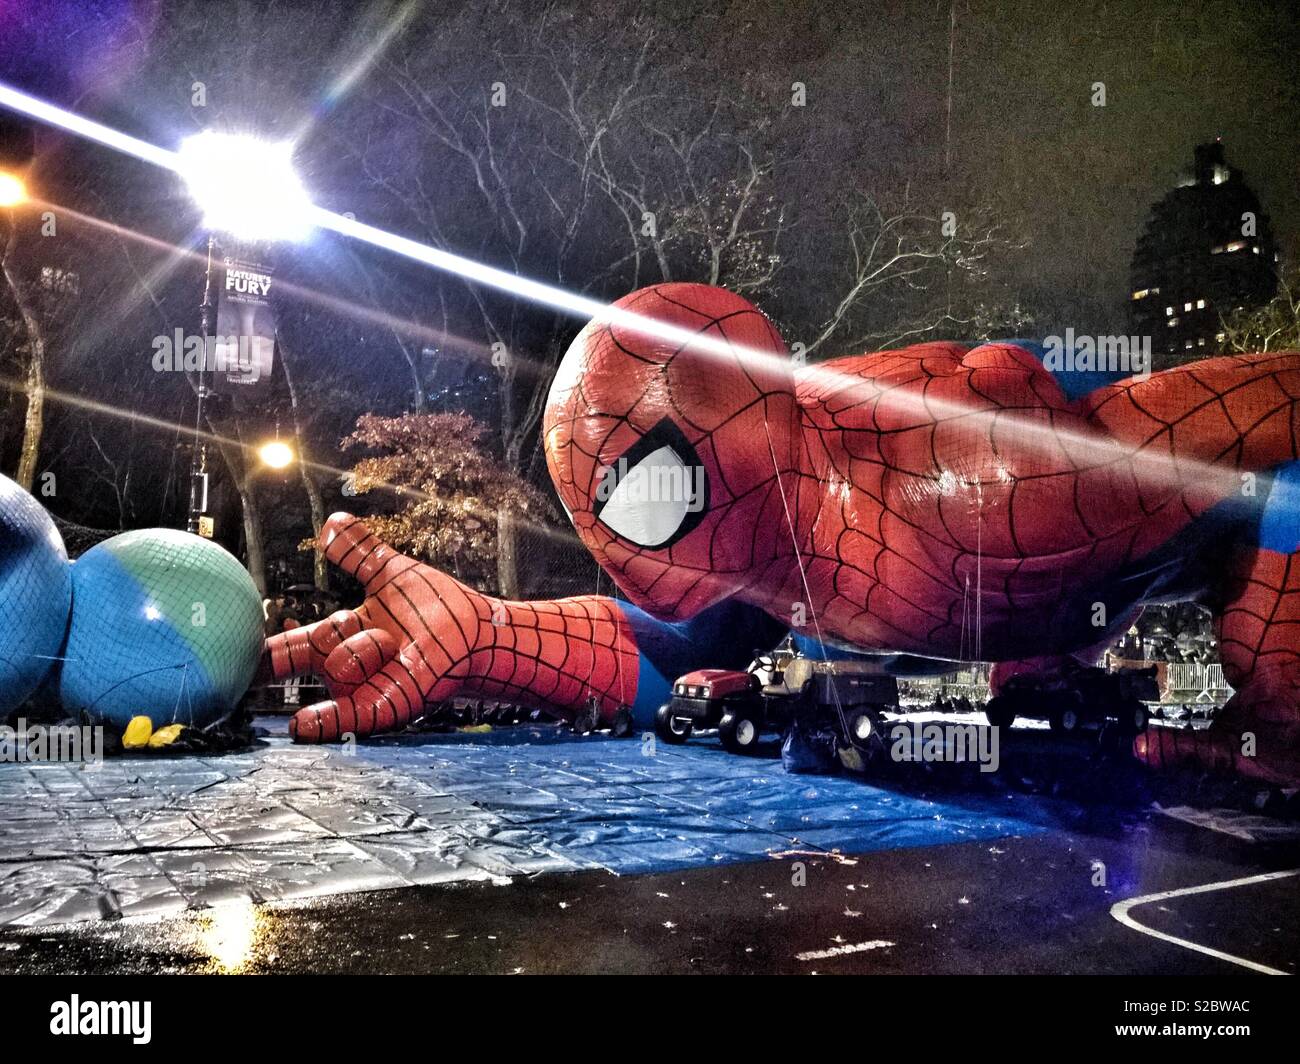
(186, 232), (216, 534)
(176, 131), (311, 536)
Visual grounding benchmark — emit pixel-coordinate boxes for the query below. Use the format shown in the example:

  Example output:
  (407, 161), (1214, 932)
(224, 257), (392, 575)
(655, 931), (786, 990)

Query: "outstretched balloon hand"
(264, 514), (641, 742)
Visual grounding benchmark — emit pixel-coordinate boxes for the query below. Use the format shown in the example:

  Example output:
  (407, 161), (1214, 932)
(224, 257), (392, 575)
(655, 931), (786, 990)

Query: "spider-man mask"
(544, 284), (800, 620)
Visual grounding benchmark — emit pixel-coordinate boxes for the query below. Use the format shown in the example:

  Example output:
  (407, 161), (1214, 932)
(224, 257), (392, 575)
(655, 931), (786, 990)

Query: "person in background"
(263, 596), (284, 639)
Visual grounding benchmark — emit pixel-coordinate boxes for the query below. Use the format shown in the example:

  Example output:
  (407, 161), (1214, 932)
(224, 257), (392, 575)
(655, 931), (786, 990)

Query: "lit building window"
(1197, 338), (1206, 347)
(1212, 164), (1230, 184)
(1216, 332), (1226, 342)
(1165, 306), (1174, 316)
(1185, 341), (1194, 350)
(1168, 316), (1180, 327)
(1184, 301), (1192, 312)
(1196, 298), (1206, 309)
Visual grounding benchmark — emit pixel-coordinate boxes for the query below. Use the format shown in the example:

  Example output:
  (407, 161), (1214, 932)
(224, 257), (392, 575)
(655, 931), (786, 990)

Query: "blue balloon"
(59, 529), (264, 729)
(0, 473), (72, 715)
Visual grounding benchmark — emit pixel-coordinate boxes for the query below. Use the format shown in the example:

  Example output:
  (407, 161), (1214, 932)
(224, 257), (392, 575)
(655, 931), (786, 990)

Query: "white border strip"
(1110, 869), (1299, 975)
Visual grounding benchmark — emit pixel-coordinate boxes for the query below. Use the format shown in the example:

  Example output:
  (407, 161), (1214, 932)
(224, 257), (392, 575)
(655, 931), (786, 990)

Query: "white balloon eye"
(593, 419), (709, 549)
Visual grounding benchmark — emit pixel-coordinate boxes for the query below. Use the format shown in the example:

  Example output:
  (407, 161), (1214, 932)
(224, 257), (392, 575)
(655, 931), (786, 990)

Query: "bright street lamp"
(0, 171), (26, 208)
(258, 439), (295, 470)
(176, 131), (312, 242)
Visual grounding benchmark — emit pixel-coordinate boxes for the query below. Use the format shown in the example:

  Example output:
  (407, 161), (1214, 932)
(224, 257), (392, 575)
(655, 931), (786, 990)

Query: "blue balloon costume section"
(0, 475), (72, 713)
(1258, 461), (1300, 555)
(0, 473), (263, 729)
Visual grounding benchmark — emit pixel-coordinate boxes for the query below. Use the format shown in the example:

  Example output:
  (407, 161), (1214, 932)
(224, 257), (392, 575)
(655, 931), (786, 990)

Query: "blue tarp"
(355, 727), (1052, 875)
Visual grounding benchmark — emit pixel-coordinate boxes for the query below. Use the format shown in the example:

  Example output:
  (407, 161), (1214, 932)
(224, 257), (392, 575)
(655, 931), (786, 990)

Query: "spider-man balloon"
(270, 283), (1300, 785)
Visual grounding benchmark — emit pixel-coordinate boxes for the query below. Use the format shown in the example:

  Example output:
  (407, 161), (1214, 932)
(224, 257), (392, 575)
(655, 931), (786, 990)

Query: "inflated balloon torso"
(545, 285), (1293, 662)
(275, 282), (1300, 784)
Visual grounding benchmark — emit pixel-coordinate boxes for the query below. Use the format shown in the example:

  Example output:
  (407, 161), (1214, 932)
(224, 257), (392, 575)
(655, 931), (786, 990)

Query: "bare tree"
(280, 340), (329, 590)
(1, 215), (48, 490)
(1220, 266), (1300, 354)
(798, 193), (1022, 355)
(334, 6), (1031, 595)
(83, 423), (137, 529)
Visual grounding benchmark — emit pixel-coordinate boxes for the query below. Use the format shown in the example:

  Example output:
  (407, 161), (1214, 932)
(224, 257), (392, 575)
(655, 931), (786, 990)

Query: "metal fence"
(1163, 662), (1233, 703)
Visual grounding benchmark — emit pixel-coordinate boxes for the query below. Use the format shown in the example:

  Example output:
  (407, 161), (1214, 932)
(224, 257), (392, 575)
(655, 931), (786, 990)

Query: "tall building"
(1129, 141), (1278, 364)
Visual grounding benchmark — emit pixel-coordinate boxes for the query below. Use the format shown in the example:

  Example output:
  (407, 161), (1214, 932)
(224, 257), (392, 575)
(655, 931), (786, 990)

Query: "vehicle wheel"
(847, 708), (885, 747)
(718, 709), (761, 754)
(848, 709), (875, 744)
(654, 702), (692, 744)
(610, 706), (635, 738)
(1115, 699), (1149, 736)
(844, 707), (886, 768)
(1049, 705), (1082, 734)
(984, 695), (1018, 730)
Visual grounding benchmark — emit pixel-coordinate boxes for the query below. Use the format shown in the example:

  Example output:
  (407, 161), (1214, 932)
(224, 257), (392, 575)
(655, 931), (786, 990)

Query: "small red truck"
(656, 654), (899, 756)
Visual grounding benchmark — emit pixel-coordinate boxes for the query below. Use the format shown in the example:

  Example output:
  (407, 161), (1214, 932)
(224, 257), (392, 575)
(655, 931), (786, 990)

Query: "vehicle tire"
(610, 706), (635, 738)
(654, 702), (692, 744)
(984, 695), (1018, 730)
(844, 707), (887, 769)
(847, 707), (885, 747)
(718, 708), (761, 754)
(1115, 699), (1149, 736)
(1049, 705), (1082, 734)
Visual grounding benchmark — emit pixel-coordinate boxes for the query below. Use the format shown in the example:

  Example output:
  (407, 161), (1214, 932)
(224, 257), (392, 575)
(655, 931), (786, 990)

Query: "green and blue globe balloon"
(59, 528), (264, 728)
(0, 472), (264, 729)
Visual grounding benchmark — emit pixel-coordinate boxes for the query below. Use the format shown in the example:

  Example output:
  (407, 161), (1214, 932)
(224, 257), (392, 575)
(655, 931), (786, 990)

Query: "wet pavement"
(0, 715), (1297, 974)
(1, 826), (1295, 974)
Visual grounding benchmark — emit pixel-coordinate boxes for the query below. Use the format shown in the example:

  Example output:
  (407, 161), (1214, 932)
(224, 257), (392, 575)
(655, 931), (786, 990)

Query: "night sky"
(2, 0), (1297, 333)
(693, 0), (1300, 329)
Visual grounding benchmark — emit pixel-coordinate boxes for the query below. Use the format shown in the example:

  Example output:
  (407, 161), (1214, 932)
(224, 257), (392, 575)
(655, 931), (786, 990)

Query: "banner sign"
(213, 257), (276, 387)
